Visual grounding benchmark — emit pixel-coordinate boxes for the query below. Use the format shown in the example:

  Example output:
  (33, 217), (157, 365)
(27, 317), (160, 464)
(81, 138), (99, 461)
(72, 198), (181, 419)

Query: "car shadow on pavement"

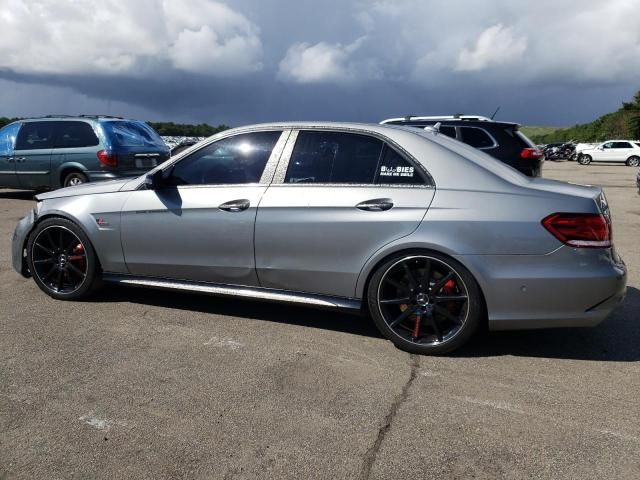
(459, 287), (640, 362)
(0, 190), (36, 201)
(97, 285), (383, 339)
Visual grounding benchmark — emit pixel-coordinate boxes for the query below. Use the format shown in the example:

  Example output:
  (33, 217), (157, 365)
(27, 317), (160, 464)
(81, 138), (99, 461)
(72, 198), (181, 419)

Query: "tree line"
(531, 90), (640, 144)
(0, 116), (230, 137)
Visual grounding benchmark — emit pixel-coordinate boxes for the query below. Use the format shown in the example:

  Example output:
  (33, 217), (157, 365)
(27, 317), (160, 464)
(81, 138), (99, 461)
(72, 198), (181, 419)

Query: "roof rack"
(78, 114), (124, 119)
(380, 114), (494, 124)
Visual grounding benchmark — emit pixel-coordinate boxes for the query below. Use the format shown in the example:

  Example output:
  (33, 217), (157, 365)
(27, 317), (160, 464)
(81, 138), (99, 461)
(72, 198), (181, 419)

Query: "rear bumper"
(11, 209), (36, 277)
(456, 246), (627, 331)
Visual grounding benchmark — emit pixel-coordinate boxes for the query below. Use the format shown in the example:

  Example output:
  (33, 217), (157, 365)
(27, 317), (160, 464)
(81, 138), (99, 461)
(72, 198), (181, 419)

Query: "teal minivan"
(0, 116), (170, 190)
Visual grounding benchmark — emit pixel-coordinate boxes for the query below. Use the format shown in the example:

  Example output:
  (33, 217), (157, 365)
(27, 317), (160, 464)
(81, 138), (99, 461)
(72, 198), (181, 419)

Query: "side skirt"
(102, 273), (362, 313)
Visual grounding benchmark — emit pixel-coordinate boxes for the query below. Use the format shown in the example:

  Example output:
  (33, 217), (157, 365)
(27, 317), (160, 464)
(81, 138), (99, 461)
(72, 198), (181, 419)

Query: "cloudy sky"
(0, 0), (639, 126)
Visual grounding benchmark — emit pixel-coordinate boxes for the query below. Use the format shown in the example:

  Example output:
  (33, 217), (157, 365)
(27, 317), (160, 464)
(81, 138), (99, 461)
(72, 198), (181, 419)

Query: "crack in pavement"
(359, 354), (419, 480)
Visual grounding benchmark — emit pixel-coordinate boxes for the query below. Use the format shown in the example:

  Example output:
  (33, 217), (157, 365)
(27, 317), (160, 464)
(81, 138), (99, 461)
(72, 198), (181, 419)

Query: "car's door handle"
(219, 199), (250, 212)
(6, 157), (14, 163)
(356, 198), (394, 212)
(15, 157), (26, 163)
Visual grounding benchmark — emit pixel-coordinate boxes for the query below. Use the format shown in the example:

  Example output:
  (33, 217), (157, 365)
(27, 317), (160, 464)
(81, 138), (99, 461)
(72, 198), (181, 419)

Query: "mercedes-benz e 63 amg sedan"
(11, 123), (627, 354)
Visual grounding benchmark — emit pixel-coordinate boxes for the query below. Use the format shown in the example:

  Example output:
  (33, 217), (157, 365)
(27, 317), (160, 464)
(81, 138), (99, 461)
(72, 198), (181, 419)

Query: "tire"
(27, 217), (101, 300)
(367, 250), (484, 355)
(578, 154), (592, 165)
(626, 156), (640, 167)
(63, 171), (88, 188)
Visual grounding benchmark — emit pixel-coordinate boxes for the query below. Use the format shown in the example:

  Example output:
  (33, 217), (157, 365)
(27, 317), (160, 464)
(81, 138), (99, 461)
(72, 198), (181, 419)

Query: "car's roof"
(20, 115), (133, 123)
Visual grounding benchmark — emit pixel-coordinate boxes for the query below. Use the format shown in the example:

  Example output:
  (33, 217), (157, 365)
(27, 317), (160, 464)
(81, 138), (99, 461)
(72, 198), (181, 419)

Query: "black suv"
(380, 115), (544, 177)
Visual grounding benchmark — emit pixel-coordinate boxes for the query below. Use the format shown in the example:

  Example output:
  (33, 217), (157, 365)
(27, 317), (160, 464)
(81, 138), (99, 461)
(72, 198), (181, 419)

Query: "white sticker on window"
(380, 165), (414, 177)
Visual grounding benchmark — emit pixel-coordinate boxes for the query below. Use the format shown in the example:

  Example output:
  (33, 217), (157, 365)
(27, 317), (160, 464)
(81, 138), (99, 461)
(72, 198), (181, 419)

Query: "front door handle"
(356, 198), (394, 212)
(6, 157), (14, 163)
(219, 199), (250, 212)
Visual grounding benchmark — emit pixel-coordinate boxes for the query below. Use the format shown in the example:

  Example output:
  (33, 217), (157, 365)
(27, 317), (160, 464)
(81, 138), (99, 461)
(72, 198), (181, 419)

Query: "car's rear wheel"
(367, 251), (483, 355)
(626, 156), (639, 167)
(578, 154), (592, 165)
(63, 171), (88, 187)
(27, 218), (100, 300)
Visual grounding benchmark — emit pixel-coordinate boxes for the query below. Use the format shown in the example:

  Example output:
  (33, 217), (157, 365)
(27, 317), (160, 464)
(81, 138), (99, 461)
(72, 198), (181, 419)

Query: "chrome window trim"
(134, 128), (290, 190)
(271, 128), (435, 187)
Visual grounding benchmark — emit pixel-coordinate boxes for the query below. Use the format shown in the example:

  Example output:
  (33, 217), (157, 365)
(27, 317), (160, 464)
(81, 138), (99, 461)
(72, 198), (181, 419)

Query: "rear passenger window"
(438, 126), (456, 139)
(377, 147), (425, 185)
(54, 121), (99, 148)
(15, 122), (55, 150)
(167, 131), (281, 186)
(459, 127), (495, 149)
(285, 131), (383, 184)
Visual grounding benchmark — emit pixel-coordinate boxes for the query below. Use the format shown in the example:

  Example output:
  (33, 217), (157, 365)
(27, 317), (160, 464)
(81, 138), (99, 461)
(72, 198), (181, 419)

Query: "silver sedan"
(11, 123), (627, 354)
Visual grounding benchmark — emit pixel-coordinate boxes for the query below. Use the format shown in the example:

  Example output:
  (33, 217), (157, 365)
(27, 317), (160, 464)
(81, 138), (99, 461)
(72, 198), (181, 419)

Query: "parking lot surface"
(1, 161), (639, 479)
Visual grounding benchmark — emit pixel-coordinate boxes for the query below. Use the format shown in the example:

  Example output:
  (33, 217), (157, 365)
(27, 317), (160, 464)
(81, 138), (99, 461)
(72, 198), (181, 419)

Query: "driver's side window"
(167, 130), (282, 186)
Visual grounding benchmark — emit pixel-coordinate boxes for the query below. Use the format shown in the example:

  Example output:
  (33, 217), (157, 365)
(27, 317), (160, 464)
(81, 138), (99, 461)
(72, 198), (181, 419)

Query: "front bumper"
(11, 209), (36, 277)
(457, 246), (627, 330)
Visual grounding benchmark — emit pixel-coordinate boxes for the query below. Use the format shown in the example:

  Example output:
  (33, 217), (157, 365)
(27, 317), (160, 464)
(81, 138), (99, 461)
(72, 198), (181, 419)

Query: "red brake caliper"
(443, 279), (457, 314)
(69, 243), (85, 270)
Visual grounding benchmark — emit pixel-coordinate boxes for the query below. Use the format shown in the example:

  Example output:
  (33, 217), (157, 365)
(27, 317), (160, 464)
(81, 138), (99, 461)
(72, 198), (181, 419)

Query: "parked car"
(577, 140), (640, 166)
(380, 115), (544, 177)
(0, 116), (170, 190)
(12, 122), (626, 354)
(170, 139), (199, 157)
(572, 142), (598, 160)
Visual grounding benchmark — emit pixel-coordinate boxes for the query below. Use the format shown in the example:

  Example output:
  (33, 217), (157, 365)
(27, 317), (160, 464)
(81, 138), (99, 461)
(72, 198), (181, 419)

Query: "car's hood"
(35, 178), (131, 201)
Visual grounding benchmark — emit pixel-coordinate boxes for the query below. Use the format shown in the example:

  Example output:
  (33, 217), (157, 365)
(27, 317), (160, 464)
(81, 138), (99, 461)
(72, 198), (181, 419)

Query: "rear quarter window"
(102, 121), (166, 148)
(459, 127), (495, 149)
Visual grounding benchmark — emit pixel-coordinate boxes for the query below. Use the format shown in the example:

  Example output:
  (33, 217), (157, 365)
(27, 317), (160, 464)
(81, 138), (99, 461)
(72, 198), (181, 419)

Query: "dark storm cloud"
(1, 0), (639, 126)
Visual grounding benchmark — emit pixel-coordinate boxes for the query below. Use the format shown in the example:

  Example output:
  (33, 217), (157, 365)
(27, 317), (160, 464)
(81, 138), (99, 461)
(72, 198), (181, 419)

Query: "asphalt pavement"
(1, 161), (639, 479)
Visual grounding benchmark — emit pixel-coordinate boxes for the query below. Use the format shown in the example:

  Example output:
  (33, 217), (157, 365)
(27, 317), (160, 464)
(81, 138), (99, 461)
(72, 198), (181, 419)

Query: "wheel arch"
(57, 162), (89, 188)
(28, 212), (103, 272)
(357, 245), (488, 324)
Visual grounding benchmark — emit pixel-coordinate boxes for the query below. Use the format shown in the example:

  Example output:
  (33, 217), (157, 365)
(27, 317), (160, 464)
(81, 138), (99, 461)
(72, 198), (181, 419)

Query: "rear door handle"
(15, 157), (26, 163)
(219, 199), (250, 212)
(356, 198), (394, 212)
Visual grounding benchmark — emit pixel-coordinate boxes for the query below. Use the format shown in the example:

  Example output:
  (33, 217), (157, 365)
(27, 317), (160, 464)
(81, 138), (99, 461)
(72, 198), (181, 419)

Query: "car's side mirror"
(144, 169), (164, 190)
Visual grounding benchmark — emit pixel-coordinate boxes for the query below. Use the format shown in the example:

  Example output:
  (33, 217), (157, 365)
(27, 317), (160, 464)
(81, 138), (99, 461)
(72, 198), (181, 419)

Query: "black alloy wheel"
(368, 252), (483, 354)
(27, 218), (100, 299)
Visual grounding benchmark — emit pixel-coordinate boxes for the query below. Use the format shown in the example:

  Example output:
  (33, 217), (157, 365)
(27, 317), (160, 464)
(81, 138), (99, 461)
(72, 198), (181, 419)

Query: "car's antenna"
(490, 106), (501, 120)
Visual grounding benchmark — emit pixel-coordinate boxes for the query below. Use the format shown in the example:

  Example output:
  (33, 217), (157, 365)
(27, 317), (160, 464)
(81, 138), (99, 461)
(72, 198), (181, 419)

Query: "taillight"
(542, 213), (611, 248)
(97, 150), (118, 167)
(521, 148), (543, 159)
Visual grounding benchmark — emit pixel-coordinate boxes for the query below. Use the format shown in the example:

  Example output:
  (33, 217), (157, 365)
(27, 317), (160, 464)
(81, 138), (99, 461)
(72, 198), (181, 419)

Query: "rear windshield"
(101, 121), (166, 148)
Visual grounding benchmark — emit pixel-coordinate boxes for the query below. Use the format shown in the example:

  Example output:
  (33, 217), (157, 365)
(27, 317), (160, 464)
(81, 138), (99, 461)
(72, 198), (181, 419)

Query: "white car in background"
(578, 140), (640, 166)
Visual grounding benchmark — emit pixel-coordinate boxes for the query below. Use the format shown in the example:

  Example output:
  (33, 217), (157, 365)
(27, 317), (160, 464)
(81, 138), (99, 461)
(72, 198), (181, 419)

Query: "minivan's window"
(54, 121), (99, 148)
(101, 121), (165, 148)
(377, 147), (426, 185)
(459, 127), (495, 149)
(168, 131), (281, 186)
(285, 131), (383, 184)
(0, 123), (21, 154)
(15, 122), (55, 150)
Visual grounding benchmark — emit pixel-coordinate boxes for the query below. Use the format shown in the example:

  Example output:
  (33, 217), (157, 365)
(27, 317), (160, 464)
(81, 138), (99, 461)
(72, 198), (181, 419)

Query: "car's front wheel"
(367, 251), (483, 355)
(626, 156), (640, 167)
(578, 154), (592, 165)
(27, 218), (100, 300)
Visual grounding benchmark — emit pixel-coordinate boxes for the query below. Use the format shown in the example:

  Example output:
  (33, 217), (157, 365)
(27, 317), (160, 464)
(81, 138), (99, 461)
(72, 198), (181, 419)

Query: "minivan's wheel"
(626, 156), (640, 167)
(578, 154), (592, 165)
(27, 218), (100, 300)
(367, 251), (483, 355)
(63, 171), (88, 187)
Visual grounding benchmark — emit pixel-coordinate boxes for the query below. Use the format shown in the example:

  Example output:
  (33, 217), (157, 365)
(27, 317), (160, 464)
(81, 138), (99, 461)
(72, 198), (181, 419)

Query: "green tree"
(622, 90), (640, 140)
